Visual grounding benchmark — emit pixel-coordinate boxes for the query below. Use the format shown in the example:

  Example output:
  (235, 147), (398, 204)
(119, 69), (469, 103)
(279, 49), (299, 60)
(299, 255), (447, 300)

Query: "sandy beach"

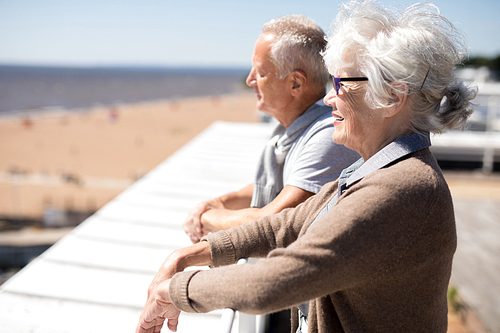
(2, 91), (500, 223)
(0, 92), (259, 221)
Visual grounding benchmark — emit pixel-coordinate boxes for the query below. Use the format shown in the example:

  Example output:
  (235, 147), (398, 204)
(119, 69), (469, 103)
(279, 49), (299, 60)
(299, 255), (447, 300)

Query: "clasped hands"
(183, 201), (221, 243)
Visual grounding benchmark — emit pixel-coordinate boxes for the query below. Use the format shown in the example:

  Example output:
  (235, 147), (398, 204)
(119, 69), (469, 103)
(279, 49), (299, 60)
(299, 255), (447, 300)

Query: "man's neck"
(279, 93), (324, 128)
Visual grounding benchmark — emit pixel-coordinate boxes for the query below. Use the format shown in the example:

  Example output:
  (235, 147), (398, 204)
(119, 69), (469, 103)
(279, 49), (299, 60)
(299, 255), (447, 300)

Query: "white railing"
(219, 308), (237, 333)
(467, 93), (500, 173)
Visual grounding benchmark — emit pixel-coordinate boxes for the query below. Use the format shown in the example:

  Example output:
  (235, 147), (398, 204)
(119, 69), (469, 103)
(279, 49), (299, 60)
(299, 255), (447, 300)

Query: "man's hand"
(199, 208), (230, 234)
(183, 185), (313, 243)
(183, 185), (254, 243)
(183, 201), (214, 243)
(136, 279), (180, 333)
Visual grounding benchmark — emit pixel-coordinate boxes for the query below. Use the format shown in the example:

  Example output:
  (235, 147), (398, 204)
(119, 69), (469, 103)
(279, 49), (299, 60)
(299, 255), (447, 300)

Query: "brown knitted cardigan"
(170, 148), (456, 332)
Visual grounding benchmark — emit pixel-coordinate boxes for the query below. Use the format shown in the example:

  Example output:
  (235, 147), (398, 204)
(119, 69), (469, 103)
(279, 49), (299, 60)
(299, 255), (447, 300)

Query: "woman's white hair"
(263, 15), (329, 90)
(323, 0), (477, 133)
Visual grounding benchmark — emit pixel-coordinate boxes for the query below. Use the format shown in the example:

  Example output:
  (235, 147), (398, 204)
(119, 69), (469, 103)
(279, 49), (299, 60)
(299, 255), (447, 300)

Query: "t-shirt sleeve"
(283, 118), (359, 194)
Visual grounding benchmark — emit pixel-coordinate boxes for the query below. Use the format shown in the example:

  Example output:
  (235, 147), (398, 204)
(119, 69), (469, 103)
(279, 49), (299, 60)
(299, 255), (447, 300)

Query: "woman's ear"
(289, 70), (307, 96)
(385, 81), (409, 118)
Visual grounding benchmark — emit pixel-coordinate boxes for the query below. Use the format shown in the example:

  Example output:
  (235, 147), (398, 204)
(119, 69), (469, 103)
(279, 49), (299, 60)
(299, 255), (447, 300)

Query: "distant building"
(455, 66), (498, 83)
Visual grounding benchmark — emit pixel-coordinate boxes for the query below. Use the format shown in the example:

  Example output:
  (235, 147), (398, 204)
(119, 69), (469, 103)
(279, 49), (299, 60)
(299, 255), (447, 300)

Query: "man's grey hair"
(262, 15), (329, 89)
(323, 0), (476, 133)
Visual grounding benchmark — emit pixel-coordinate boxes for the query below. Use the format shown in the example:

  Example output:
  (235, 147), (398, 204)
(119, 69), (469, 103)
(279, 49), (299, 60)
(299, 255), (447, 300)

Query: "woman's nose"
(324, 88), (336, 106)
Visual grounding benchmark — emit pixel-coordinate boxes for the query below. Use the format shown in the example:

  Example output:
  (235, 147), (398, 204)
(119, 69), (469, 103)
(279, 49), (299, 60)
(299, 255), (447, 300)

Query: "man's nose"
(246, 69), (256, 87)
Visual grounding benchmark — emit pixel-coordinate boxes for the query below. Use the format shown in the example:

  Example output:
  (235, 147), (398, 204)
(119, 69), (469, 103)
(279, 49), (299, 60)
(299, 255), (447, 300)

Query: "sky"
(0, 0), (499, 68)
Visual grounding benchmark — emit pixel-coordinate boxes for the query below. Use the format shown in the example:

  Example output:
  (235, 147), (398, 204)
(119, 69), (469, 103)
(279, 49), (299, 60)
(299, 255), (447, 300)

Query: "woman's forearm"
(174, 241), (213, 271)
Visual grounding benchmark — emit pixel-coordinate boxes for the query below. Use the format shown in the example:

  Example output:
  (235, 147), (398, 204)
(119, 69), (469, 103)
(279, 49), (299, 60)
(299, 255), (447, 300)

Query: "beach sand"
(0, 92), (259, 220)
(2, 90), (500, 219)
(2, 91), (500, 221)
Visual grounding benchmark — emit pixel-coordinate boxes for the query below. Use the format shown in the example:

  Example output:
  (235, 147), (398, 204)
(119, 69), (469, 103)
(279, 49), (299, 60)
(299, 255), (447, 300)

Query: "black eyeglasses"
(332, 75), (369, 95)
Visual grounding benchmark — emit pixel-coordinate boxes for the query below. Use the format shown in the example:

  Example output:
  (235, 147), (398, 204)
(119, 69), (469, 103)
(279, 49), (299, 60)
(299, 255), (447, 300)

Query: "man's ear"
(289, 70), (307, 96)
(385, 81), (409, 118)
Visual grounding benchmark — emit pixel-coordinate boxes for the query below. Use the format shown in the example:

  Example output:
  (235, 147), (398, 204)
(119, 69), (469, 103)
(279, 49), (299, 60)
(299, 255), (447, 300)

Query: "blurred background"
(0, 0), (499, 331)
(1, 0), (499, 67)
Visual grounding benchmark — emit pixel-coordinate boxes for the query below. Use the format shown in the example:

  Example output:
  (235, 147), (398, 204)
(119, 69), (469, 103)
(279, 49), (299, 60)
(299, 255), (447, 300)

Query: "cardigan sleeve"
(169, 181), (337, 313)
(170, 159), (455, 315)
(202, 180), (338, 266)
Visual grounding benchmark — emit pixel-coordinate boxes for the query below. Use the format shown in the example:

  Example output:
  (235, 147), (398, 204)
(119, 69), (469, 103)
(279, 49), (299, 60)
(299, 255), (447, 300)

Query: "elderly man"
(183, 15), (359, 244)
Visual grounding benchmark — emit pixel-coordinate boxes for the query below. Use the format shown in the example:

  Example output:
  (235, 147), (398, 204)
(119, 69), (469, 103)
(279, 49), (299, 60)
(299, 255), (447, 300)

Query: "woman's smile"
(332, 111), (345, 126)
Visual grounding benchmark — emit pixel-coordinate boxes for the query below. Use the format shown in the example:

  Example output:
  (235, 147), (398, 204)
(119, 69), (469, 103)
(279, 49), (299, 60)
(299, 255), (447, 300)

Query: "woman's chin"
(332, 134), (345, 147)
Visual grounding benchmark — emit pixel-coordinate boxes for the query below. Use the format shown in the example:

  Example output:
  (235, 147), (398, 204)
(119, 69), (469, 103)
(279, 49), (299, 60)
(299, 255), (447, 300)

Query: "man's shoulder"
(302, 105), (334, 135)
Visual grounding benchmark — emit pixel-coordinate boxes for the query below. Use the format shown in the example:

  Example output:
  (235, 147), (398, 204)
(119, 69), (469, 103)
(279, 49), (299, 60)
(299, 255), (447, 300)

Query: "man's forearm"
(202, 185), (315, 231)
(201, 207), (263, 231)
(217, 184), (254, 210)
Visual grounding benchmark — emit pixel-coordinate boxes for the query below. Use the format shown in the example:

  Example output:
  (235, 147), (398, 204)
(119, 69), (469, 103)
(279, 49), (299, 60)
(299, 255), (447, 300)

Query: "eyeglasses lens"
(332, 76), (340, 95)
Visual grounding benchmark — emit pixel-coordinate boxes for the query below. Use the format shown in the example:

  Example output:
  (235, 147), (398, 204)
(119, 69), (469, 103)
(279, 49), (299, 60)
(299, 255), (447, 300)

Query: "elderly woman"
(136, 1), (476, 332)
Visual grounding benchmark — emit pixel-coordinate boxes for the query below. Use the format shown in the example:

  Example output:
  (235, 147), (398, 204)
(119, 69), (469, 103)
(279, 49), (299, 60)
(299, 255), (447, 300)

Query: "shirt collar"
(338, 131), (431, 195)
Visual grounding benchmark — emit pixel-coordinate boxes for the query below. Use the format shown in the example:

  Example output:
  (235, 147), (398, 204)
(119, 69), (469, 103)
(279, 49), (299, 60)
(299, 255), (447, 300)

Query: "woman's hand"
(136, 279), (180, 333)
(136, 242), (213, 332)
(147, 252), (183, 301)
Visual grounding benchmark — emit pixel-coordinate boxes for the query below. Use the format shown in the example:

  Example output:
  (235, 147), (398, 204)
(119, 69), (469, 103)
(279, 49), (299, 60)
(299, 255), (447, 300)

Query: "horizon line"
(0, 62), (252, 71)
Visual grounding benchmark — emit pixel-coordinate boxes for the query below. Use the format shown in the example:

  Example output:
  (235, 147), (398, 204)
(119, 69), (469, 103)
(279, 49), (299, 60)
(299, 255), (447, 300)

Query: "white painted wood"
(0, 292), (222, 333)
(0, 121), (272, 333)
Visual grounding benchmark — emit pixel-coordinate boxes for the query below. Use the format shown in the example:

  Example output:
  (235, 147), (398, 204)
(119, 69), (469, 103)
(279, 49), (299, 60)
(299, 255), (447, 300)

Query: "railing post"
(219, 309), (236, 333)
(482, 96), (499, 173)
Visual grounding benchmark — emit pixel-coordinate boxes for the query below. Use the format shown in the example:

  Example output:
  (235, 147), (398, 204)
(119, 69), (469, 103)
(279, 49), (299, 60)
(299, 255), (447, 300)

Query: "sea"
(0, 64), (251, 115)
